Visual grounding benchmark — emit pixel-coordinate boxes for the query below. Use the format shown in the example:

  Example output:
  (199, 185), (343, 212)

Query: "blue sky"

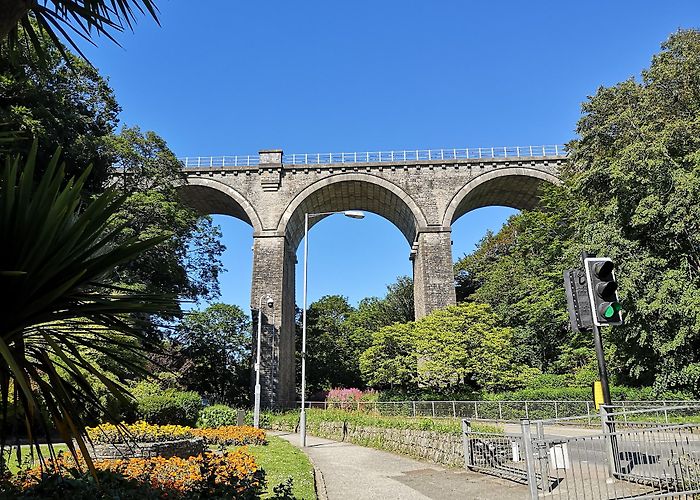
(80, 1), (700, 310)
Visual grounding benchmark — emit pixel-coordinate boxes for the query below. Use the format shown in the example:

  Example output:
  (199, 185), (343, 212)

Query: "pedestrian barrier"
(462, 404), (700, 499)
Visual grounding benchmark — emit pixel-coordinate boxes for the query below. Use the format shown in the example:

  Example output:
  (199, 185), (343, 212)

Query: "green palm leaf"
(1, 0), (160, 62)
(0, 141), (178, 472)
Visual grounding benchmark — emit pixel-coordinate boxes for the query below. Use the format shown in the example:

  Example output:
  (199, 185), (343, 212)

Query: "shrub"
(326, 388), (363, 403)
(136, 390), (203, 427)
(198, 404), (239, 428)
(244, 410), (270, 428)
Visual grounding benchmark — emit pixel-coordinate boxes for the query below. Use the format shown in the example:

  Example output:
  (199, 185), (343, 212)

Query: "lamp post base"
(299, 410), (306, 447)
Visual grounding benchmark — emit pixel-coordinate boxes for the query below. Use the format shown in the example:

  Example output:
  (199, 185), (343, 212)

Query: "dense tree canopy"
(566, 29), (700, 393)
(454, 29), (700, 396)
(1, 33), (225, 311)
(109, 126), (225, 306)
(0, 33), (119, 191)
(171, 303), (251, 405)
(299, 276), (415, 394)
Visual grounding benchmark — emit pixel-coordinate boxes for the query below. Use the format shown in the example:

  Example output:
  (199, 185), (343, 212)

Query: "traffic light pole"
(591, 322), (612, 406)
(581, 251), (612, 406)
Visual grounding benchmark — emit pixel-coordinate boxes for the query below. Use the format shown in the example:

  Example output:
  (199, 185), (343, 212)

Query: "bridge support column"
(412, 229), (456, 318)
(251, 234), (296, 409)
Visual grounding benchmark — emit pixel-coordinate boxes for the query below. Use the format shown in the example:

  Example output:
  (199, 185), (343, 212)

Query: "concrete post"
(251, 234), (296, 409)
(412, 229), (456, 318)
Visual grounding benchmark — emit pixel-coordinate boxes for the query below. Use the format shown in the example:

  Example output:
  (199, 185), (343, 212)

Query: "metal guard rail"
(179, 144), (567, 169)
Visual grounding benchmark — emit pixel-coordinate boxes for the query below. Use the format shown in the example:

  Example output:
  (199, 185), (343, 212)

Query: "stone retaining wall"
(87, 437), (205, 460)
(271, 421), (464, 467)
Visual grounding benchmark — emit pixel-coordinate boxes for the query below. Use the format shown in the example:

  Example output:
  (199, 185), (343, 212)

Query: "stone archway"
(177, 177), (263, 233)
(442, 168), (561, 226)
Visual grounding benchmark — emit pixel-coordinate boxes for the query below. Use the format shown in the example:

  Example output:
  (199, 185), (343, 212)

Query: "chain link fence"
(302, 400), (699, 424)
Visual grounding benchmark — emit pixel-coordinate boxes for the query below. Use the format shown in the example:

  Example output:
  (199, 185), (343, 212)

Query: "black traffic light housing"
(564, 268), (594, 332)
(583, 257), (623, 326)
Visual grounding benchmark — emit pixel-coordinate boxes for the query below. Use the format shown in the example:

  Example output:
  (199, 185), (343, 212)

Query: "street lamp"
(254, 294), (273, 428)
(300, 210), (365, 447)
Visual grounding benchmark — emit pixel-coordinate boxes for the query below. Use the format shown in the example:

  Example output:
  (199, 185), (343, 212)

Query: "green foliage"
(198, 404), (239, 428)
(245, 410), (270, 429)
(1, 0), (159, 62)
(299, 295), (363, 393)
(451, 31), (700, 396)
(297, 276), (415, 395)
(110, 127), (225, 306)
(414, 303), (528, 391)
(360, 322), (417, 390)
(0, 31), (119, 192)
(267, 409), (500, 436)
(454, 185), (583, 371)
(171, 303), (251, 405)
(361, 303), (530, 393)
(0, 144), (178, 469)
(135, 389), (203, 427)
(565, 29), (700, 394)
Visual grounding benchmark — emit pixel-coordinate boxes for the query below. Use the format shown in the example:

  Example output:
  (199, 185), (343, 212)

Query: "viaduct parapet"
(176, 145), (565, 408)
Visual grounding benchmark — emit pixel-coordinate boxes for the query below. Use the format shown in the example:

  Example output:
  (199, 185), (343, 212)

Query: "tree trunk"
(0, 0), (31, 38)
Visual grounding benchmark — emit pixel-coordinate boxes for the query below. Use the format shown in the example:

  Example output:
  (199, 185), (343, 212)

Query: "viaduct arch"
(177, 147), (565, 407)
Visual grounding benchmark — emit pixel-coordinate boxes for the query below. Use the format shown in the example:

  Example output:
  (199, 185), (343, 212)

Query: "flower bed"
(192, 425), (267, 446)
(87, 421), (194, 443)
(84, 422), (265, 460)
(7, 448), (263, 499)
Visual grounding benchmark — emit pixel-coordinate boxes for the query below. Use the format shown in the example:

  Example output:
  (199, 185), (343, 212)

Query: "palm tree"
(0, 0), (159, 59)
(0, 142), (178, 470)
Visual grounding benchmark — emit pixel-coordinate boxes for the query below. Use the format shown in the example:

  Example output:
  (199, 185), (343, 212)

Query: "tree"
(343, 275), (414, 353)
(454, 185), (585, 371)
(0, 144), (178, 470)
(1, 0), (159, 61)
(359, 322), (417, 391)
(109, 126), (225, 305)
(0, 31), (119, 191)
(173, 304), (251, 406)
(414, 303), (527, 392)
(566, 29), (700, 394)
(452, 30), (700, 396)
(300, 295), (360, 394)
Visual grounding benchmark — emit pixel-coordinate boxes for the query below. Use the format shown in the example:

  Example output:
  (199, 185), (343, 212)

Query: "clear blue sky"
(80, 1), (699, 311)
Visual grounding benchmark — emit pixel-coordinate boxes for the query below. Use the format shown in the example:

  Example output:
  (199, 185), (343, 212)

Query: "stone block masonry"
(270, 420), (464, 467)
(86, 437), (206, 460)
(175, 149), (564, 409)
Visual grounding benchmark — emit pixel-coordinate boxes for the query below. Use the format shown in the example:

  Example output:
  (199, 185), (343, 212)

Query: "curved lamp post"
(300, 210), (365, 446)
(253, 294), (273, 428)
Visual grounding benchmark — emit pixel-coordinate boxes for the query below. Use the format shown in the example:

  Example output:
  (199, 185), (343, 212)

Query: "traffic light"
(564, 268), (593, 332)
(583, 257), (623, 326)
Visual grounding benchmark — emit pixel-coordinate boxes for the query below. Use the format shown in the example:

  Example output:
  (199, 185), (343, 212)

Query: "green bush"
(198, 404), (239, 428)
(136, 389), (203, 427)
(244, 410), (270, 428)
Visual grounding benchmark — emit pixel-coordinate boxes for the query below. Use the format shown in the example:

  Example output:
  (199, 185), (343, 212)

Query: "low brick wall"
(271, 421), (464, 467)
(86, 437), (205, 460)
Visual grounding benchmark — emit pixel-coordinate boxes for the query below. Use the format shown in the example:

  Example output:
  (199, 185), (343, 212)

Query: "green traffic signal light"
(600, 302), (622, 319)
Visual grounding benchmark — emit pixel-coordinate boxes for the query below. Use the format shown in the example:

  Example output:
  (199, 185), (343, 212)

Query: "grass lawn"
(247, 436), (316, 500)
(2, 443), (68, 474)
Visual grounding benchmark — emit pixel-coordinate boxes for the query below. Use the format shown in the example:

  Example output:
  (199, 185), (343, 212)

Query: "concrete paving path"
(272, 431), (529, 500)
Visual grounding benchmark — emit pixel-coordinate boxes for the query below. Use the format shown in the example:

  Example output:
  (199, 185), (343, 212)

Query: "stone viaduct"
(176, 145), (565, 408)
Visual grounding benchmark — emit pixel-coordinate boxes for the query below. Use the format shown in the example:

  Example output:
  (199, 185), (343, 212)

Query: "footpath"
(272, 431), (529, 500)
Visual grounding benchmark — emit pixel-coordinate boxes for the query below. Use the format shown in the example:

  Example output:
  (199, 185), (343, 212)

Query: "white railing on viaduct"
(179, 144), (567, 169)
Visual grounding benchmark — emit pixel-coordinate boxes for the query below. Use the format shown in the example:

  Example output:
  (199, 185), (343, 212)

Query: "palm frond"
(2, 0), (160, 63)
(0, 141), (178, 472)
